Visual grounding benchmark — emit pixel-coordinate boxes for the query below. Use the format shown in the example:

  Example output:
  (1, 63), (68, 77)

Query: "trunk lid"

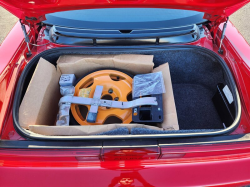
(0, 0), (249, 24)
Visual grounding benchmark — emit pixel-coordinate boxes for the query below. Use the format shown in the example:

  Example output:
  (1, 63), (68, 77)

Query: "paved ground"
(230, 3), (250, 44)
(0, 5), (249, 44)
(0, 8), (18, 43)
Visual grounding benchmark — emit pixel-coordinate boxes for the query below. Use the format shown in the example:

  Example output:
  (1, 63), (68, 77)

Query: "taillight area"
(0, 146), (160, 167)
(102, 146), (160, 161)
(160, 142), (250, 161)
(2, 141), (250, 167)
(0, 148), (101, 167)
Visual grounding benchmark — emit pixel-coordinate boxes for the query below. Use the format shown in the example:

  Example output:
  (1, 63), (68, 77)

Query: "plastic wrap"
(132, 72), (166, 98)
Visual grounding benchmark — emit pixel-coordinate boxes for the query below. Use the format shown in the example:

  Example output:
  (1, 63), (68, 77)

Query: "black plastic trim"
(51, 25), (196, 39)
(0, 133), (249, 149)
(12, 45), (241, 141)
(48, 24), (200, 46)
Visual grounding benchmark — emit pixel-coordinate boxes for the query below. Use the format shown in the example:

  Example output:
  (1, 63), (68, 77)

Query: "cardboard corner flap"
(19, 58), (61, 129)
(153, 63), (179, 130)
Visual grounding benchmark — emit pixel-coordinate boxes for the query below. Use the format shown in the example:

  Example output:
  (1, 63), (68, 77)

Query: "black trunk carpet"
(173, 84), (223, 130)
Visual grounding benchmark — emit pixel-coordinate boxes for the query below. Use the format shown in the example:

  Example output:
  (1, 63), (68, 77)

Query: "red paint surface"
(1, 20), (250, 138)
(0, 22), (26, 136)
(2, 142), (250, 186)
(0, 0), (249, 22)
(215, 21), (250, 134)
(1, 10), (250, 186)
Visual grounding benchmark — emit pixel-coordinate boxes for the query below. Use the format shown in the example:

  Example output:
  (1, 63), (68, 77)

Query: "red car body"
(1, 0), (250, 186)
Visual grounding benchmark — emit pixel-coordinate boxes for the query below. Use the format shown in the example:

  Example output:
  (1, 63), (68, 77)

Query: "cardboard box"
(19, 59), (61, 129)
(57, 54), (154, 78)
(153, 64), (179, 130)
(19, 54), (179, 136)
(29, 124), (163, 136)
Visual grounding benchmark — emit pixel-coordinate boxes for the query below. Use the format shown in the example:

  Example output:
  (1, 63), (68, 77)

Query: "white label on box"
(223, 85), (233, 104)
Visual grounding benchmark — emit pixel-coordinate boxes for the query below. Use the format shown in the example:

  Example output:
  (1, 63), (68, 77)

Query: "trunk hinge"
(25, 16), (38, 21)
(20, 19), (32, 57)
(218, 17), (229, 54)
(209, 15), (227, 43)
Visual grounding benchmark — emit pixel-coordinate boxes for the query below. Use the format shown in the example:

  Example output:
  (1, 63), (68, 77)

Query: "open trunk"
(13, 45), (241, 140)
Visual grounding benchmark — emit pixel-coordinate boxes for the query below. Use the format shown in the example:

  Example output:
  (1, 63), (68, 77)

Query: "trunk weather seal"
(0, 133), (249, 149)
(12, 45), (241, 141)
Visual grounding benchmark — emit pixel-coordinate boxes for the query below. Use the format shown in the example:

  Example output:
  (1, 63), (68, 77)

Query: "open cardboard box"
(19, 54), (179, 136)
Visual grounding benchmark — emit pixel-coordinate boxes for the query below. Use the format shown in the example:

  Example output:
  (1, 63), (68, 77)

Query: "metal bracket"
(56, 74), (158, 125)
(87, 85), (103, 123)
(59, 95), (158, 109)
(59, 92), (158, 123)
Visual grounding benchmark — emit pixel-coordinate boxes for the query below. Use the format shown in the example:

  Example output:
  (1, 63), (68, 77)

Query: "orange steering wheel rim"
(71, 70), (133, 125)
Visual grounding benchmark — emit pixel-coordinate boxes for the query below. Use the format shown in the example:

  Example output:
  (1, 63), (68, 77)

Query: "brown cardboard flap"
(57, 54), (154, 78)
(153, 63), (179, 130)
(29, 124), (163, 136)
(19, 58), (61, 129)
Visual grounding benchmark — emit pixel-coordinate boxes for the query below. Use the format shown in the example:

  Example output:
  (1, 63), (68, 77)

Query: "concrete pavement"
(0, 5), (249, 44)
(230, 3), (250, 44)
(0, 8), (18, 43)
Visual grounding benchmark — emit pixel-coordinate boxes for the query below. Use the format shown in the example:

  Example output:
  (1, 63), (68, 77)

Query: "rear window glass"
(44, 8), (207, 30)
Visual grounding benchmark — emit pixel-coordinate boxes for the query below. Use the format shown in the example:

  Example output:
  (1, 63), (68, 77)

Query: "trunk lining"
(173, 84), (223, 129)
(21, 50), (227, 130)
(13, 46), (240, 140)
